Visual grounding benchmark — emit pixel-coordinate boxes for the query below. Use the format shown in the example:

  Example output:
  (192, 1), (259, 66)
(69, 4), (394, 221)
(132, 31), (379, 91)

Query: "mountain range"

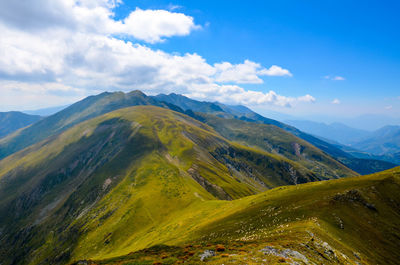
(285, 119), (400, 164)
(0, 91), (399, 265)
(0, 111), (41, 138)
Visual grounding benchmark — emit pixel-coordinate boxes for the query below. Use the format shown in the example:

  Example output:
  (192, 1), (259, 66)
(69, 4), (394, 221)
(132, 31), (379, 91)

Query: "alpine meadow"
(0, 1), (399, 265)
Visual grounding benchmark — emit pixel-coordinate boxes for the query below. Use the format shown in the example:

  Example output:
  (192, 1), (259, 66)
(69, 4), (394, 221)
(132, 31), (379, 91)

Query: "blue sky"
(119, 0), (400, 117)
(0, 0), (399, 126)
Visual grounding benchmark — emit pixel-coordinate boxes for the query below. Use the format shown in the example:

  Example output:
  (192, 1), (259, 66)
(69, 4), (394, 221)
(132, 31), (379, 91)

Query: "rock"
(260, 246), (308, 263)
(199, 249), (215, 261)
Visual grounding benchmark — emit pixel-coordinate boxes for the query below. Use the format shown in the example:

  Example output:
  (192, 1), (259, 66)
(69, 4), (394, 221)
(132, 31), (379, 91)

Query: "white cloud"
(258, 65), (293, 77)
(214, 60), (263, 84)
(324, 75), (345, 81)
(0, 0), (198, 43)
(385, 105), (393, 110)
(186, 84), (315, 107)
(332, 98), (341, 104)
(214, 60), (292, 84)
(298, 94), (316, 103)
(120, 8), (200, 43)
(0, 0), (313, 109)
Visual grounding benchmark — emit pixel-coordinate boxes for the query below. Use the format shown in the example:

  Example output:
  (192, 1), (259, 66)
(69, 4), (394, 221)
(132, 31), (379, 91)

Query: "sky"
(0, 0), (399, 127)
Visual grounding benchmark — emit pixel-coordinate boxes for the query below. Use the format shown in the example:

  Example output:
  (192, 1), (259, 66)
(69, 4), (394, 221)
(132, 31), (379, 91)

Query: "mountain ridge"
(0, 111), (41, 139)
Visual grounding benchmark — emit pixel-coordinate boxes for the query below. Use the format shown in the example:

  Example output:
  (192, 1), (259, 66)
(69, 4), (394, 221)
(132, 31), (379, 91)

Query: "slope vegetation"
(0, 106), (323, 265)
(154, 93), (398, 174)
(0, 106), (398, 265)
(78, 166), (400, 265)
(198, 113), (356, 179)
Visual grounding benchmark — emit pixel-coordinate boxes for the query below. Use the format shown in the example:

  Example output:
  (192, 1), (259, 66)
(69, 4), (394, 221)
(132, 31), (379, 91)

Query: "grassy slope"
(0, 106), (322, 265)
(155, 92), (396, 174)
(87, 167), (400, 265)
(199, 114), (357, 180)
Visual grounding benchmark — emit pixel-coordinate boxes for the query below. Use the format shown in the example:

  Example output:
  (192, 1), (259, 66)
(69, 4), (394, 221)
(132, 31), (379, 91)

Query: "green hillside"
(0, 106), (324, 265)
(78, 166), (400, 265)
(153, 92), (398, 174)
(198, 113), (356, 179)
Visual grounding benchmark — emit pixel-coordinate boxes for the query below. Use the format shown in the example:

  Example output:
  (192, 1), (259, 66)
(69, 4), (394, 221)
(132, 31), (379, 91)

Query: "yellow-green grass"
(86, 167), (400, 265)
(0, 106), (325, 265)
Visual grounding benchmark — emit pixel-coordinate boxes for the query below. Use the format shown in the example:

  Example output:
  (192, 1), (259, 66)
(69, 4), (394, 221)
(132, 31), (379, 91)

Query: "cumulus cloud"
(0, 0), (198, 43)
(186, 84), (315, 107)
(214, 60), (292, 84)
(258, 65), (293, 77)
(332, 98), (341, 104)
(120, 8), (200, 43)
(0, 0), (313, 109)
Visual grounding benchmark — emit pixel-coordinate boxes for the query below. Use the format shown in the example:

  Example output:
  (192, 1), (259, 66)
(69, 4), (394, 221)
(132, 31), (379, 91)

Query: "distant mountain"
(155, 93), (397, 174)
(341, 114), (400, 131)
(0, 91), (180, 160)
(0, 111), (41, 138)
(352, 125), (400, 155)
(281, 120), (400, 166)
(285, 120), (371, 145)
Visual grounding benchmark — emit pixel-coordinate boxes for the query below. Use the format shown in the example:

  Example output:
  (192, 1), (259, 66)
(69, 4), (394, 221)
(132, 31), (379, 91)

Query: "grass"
(83, 167), (400, 264)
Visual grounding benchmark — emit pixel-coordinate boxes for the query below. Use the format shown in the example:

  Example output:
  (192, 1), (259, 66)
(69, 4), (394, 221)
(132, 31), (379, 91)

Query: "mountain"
(341, 114), (400, 131)
(0, 111), (41, 138)
(0, 106), (329, 264)
(0, 97), (398, 264)
(285, 120), (371, 145)
(197, 113), (355, 179)
(0, 106), (398, 264)
(154, 93), (398, 174)
(352, 125), (400, 155)
(0, 91), (395, 176)
(154, 93), (225, 114)
(0, 90), (181, 160)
